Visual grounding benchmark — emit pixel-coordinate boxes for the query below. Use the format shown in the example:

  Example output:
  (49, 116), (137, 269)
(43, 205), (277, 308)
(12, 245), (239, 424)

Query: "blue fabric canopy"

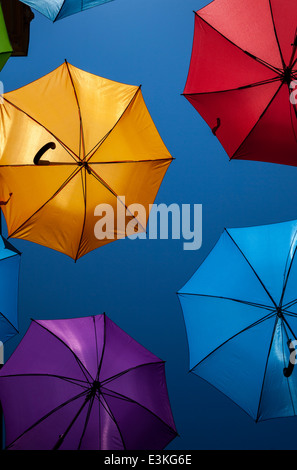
(0, 236), (21, 344)
(178, 219), (297, 422)
(19, 0), (114, 21)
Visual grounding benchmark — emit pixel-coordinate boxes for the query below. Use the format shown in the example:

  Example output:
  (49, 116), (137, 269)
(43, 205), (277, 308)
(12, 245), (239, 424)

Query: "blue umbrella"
(0, 235), (20, 345)
(178, 219), (297, 422)
(19, 0), (113, 21)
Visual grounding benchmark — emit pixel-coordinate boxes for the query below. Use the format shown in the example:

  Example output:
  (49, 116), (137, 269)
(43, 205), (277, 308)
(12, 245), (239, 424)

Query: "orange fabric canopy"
(0, 62), (173, 260)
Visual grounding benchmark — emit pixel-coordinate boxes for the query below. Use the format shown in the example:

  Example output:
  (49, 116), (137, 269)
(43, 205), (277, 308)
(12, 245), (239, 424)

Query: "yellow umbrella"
(0, 62), (173, 260)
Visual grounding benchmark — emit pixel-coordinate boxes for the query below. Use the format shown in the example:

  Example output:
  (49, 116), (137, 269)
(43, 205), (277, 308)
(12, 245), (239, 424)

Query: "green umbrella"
(0, 4), (12, 72)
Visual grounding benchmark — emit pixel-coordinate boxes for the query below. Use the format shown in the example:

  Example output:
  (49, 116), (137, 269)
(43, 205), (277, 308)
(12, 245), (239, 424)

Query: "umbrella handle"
(34, 142), (56, 165)
(212, 118), (221, 136)
(283, 339), (296, 378)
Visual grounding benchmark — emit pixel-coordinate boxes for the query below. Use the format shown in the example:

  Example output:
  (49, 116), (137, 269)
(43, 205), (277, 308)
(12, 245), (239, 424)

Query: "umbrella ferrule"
(78, 161), (92, 175)
(87, 380), (101, 400)
(276, 307), (283, 318)
(282, 67), (293, 85)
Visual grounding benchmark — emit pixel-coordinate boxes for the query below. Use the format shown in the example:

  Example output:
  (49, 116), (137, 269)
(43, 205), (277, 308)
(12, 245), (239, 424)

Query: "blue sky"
(2, 0), (297, 450)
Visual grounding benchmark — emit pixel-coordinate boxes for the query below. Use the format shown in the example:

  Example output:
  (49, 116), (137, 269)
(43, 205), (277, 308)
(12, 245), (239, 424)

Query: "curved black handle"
(283, 339), (296, 378)
(212, 118), (221, 136)
(34, 142), (56, 165)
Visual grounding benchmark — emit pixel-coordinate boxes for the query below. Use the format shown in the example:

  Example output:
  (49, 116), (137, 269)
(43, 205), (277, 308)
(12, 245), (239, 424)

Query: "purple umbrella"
(0, 314), (177, 450)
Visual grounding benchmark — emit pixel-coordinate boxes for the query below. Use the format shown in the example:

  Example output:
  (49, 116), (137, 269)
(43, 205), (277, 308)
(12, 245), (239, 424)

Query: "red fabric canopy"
(184, 0), (297, 166)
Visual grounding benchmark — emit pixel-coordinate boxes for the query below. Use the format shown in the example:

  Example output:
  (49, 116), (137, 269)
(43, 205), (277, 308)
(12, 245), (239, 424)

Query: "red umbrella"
(183, 0), (297, 166)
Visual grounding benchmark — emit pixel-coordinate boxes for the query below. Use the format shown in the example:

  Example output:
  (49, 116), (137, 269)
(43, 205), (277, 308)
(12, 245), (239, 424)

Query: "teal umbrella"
(19, 0), (114, 21)
(178, 219), (297, 422)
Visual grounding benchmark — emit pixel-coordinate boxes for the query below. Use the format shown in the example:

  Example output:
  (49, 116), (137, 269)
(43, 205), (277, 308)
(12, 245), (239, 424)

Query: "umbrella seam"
(96, 312), (107, 382)
(1, 97), (79, 163)
(230, 82), (284, 160)
(268, 0), (286, 69)
(194, 11), (283, 74)
(74, 167), (87, 262)
(101, 361), (166, 387)
(225, 230), (277, 307)
(255, 315), (279, 422)
(8, 167), (81, 241)
(99, 393), (127, 450)
(31, 320), (94, 384)
(64, 61), (85, 161)
(189, 313), (275, 372)
(102, 386), (178, 436)
(85, 86), (142, 162)
(6, 389), (88, 449)
(178, 292), (275, 313)
(183, 77), (280, 97)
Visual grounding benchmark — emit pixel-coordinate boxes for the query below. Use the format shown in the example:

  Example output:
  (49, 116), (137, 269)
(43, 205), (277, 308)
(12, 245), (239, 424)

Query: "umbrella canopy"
(0, 235), (20, 344)
(0, 314), (177, 450)
(0, 4), (12, 71)
(19, 0), (113, 21)
(178, 219), (297, 422)
(0, 62), (173, 260)
(1, 0), (34, 57)
(183, 0), (297, 166)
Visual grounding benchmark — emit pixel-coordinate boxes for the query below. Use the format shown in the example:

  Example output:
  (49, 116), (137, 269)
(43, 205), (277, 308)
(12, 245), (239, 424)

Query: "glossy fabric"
(178, 220), (297, 421)
(184, 0), (297, 166)
(0, 314), (177, 450)
(19, 0), (113, 21)
(0, 62), (172, 259)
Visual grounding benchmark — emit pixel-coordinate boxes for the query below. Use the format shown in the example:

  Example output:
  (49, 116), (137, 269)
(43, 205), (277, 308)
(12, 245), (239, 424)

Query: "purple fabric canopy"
(0, 314), (177, 450)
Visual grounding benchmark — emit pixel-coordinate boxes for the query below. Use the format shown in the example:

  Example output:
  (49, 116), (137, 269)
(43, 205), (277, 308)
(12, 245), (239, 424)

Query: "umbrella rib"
(194, 12), (283, 74)
(289, 28), (297, 68)
(225, 229), (277, 308)
(255, 316), (279, 422)
(0, 311), (18, 335)
(88, 157), (174, 165)
(85, 86), (142, 162)
(268, 0), (286, 70)
(279, 227), (297, 308)
(53, 393), (91, 450)
(230, 82), (284, 160)
(93, 315), (99, 374)
(100, 361), (165, 387)
(77, 393), (96, 450)
(99, 393), (127, 450)
(6, 389), (88, 449)
(183, 77), (281, 97)
(101, 387), (178, 437)
(178, 292), (275, 313)
(89, 167), (147, 235)
(0, 163), (78, 168)
(189, 313), (275, 372)
(74, 167), (87, 262)
(282, 311), (297, 318)
(65, 60), (85, 161)
(8, 167), (81, 240)
(31, 320), (93, 384)
(96, 313), (107, 382)
(0, 372), (89, 389)
(1, 97), (78, 163)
